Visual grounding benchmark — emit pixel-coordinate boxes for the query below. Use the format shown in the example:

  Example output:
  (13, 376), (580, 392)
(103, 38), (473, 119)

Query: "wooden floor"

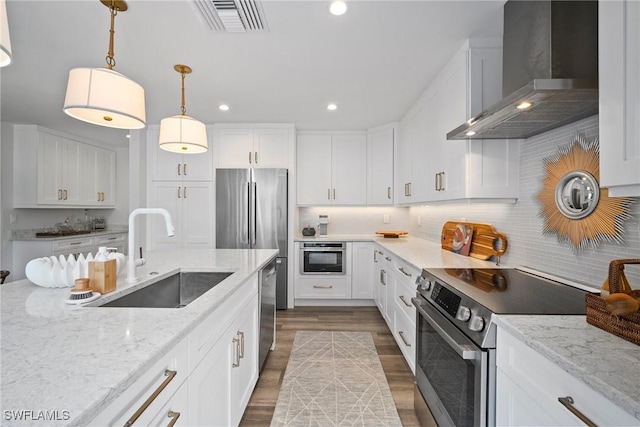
(239, 306), (421, 426)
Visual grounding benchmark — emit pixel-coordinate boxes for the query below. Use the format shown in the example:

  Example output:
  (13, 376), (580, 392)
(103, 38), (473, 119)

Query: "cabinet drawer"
(497, 328), (638, 426)
(52, 237), (94, 251)
(393, 309), (415, 374)
(295, 276), (352, 298)
(393, 276), (416, 326)
(95, 233), (126, 245)
(393, 258), (419, 287)
(91, 337), (189, 426)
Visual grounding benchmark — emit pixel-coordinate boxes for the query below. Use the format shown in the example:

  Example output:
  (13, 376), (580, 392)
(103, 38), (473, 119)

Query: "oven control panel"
(431, 283), (461, 318)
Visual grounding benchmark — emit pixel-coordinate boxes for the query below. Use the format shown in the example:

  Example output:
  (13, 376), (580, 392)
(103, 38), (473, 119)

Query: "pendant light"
(63, 0), (146, 129)
(0, 0), (12, 67)
(158, 64), (208, 154)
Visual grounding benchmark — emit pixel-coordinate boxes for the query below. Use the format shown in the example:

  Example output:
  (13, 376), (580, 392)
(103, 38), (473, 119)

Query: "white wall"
(298, 206), (410, 235)
(409, 116), (640, 289)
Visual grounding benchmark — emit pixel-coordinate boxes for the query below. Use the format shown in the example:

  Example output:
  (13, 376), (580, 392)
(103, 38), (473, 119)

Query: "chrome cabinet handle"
(398, 331), (411, 347)
(407, 182), (411, 196)
(177, 164), (181, 176)
(387, 186), (391, 199)
(332, 188), (336, 200)
(313, 285), (333, 289)
(398, 267), (412, 277)
(249, 151), (252, 163)
(183, 187), (187, 199)
(166, 410), (180, 427)
(232, 337), (240, 368)
(380, 270), (386, 285)
(124, 369), (177, 427)
(254, 151), (258, 164)
(399, 295), (412, 307)
(558, 397), (597, 427)
(327, 188), (331, 200)
(58, 189), (62, 200)
(177, 186), (181, 198)
(63, 189), (68, 200)
(69, 242), (82, 246)
(183, 163), (187, 176)
(385, 256), (392, 262)
(237, 331), (245, 359)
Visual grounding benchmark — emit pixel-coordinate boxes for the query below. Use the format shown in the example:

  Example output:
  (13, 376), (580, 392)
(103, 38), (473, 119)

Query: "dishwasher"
(259, 258), (277, 371)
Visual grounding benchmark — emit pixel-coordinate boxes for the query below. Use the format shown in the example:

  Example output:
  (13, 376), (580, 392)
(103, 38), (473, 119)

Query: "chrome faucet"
(126, 208), (175, 284)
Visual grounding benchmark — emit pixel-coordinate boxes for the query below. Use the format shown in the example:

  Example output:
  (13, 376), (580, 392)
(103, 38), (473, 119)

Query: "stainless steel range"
(412, 267), (594, 427)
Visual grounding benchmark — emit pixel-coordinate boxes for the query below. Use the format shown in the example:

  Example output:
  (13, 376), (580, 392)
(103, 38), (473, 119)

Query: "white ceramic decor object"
(25, 251), (126, 288)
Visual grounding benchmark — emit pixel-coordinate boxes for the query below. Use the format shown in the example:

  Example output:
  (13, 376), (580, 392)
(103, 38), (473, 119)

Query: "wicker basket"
(586, 259), (640, 345)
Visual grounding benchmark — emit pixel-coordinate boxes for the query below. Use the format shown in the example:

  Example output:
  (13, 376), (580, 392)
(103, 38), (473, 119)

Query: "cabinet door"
(217, 127), (254, 168)
(230, 295), (259, 426)
(396, 120), (413, 204)
(95, 146), (117, 206)
(425, 88), (444, 201)
(332, 134), (367, 205)
(253, 128), (289, 168)
(599, 0), (640, 197)
(367, 127), (394, 205)
(296, 134), (332, 205)
(188, 332), (232, 427)
(181, 182), (214, 248)
(144, 382), (189, 427)
(149, 182), (183, 250)
(352, 242), (374, 299)
(149, 128), (184, 181)
(36, 133), (65, 205)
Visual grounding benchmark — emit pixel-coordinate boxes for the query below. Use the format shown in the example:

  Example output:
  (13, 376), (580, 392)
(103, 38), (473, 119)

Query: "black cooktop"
(425, 267), (596, 315)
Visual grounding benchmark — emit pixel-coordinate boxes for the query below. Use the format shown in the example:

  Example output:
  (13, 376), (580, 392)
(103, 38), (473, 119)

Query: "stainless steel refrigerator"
(216, 168), (288, 310)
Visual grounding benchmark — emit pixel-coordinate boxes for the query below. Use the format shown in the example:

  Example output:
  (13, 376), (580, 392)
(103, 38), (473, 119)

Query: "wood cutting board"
(375, 230), (408, 238)
(441, 221), (508, 260)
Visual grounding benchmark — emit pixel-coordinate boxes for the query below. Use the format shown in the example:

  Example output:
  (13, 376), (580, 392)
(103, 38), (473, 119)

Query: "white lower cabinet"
(91, 274), (260, 427)
(496, 327), (639, 426)
(351, 242), (374, 299)
(295, 276), (352, 299)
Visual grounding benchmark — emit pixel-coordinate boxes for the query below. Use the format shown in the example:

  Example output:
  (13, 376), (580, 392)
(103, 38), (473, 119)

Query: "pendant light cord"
(105, 1), (117, 69)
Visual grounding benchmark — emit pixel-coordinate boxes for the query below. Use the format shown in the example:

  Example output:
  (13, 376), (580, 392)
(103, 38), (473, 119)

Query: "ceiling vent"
(191, 0), (269, 32)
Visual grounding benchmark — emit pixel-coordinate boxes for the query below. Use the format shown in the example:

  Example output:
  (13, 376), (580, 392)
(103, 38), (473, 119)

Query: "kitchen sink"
(98, 271), (234, 308)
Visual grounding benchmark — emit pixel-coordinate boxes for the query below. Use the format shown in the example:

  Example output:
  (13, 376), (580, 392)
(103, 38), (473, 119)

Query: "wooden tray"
(441, 221), (508, 260)
(375, 230), (408, 238)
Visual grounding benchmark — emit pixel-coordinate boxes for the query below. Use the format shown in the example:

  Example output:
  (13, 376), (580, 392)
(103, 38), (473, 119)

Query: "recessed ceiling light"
(219, 104), (229, 111)
(327, 103), (338, 111)
(516, 101), (532, 110)
(329, 1), (347, 16)
(466, 131), (476, 136)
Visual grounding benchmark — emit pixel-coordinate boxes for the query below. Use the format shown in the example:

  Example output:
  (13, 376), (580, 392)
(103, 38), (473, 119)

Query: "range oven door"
(299, 243), (346, 275)
(412, 296), (494, 427)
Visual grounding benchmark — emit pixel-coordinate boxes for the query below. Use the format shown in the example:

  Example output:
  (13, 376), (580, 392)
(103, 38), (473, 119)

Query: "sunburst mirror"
(537, 135), (634, 251)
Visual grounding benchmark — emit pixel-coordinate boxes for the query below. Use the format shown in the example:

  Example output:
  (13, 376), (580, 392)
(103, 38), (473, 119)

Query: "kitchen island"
(0, 248), (278, 426)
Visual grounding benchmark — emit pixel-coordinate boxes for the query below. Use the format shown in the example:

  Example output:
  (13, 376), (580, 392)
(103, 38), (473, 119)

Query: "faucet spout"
(125, 208), (175, 284)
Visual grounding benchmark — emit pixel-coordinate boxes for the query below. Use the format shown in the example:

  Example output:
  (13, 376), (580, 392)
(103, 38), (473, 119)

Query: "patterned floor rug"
(270, 331), (402, 427)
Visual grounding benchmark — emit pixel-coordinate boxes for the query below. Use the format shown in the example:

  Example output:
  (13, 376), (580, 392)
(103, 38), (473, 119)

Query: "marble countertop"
(12, 227), (128, 241)
(0, 248), (278, 426)
(493, 315), (640, 421)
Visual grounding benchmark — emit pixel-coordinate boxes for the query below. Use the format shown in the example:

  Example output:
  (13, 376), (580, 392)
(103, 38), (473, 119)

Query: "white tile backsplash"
(298, 206), (410, 235)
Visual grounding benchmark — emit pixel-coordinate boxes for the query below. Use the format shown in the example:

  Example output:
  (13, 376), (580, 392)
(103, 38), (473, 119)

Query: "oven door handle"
(412, 298), (480, 360)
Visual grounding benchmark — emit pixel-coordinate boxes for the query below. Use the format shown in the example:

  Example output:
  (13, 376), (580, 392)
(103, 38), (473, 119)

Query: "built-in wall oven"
(412, 267), (592, 427)
(299, 242), (346, 275)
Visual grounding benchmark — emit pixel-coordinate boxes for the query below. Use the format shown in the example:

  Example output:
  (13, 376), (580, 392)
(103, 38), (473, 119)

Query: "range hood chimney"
(448, 1), (598, 140)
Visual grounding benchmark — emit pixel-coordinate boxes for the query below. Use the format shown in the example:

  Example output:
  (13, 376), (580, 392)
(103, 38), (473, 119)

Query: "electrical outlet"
(383, 214), (390, 224)
(9, 214), (17, 224)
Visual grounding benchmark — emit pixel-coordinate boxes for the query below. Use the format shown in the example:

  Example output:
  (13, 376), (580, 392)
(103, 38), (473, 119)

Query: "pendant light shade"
(63, 0), (146, 129)
(158, 64), (208, 153)
(0, 0), (13, 67)
(159, 115), (208, 153)
(64, 67), (146, 129)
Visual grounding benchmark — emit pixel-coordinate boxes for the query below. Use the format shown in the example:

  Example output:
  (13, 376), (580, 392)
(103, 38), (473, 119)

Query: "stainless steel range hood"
(448, 1), (598, 140)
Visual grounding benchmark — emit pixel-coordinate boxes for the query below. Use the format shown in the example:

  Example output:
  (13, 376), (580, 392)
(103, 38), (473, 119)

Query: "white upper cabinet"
(148, 125), (213, 182)
(396, 40), (519, 204)
(296, 132), (367, 205)
(367, 125), (395, 205)
(214, 124), (293, 169)
(13, 125), (116, 208)
(599, 0), (640, 197)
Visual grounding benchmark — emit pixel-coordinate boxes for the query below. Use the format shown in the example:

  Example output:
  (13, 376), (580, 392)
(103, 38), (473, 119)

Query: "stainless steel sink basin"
(98, 272), (233, 308)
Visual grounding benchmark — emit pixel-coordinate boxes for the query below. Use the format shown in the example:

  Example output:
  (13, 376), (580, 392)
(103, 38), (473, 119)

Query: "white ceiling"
(0, 0), (504, 147)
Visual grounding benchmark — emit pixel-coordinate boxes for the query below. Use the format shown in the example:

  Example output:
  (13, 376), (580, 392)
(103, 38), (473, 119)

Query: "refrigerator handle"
(247, 182), (252, 246)
(252, 182), (257, 246)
